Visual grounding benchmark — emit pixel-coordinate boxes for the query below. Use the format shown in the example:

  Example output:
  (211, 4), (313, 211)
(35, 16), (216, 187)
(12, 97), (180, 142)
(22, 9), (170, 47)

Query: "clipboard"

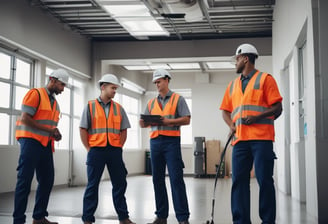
(140, 114), (163, 124)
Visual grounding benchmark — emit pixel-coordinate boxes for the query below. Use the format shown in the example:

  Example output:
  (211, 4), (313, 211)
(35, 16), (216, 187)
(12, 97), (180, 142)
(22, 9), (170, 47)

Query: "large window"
(114, 93), (141, 149)
(46, 67), (84, 150)
(0, 49), (33, 145)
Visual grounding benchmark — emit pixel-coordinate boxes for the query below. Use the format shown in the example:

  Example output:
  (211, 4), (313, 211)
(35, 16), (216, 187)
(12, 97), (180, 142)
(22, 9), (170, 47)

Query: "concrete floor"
(0, 175), (318, 224)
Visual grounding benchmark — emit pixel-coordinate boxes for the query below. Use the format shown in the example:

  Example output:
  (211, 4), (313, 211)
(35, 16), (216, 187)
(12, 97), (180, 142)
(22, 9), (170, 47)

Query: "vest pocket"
(249, 89), (263, 104)
(113, 116), (121, 130)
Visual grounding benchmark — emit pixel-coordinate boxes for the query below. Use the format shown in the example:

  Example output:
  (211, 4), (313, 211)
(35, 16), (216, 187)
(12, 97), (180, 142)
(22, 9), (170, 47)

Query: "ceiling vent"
(153, 0), (204, 22)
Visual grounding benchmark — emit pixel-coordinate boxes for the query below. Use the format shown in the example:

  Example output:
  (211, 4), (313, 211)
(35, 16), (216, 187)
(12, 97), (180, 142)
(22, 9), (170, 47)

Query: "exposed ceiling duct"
(156, 0), (204, 22)
(28, 0), (275, 41)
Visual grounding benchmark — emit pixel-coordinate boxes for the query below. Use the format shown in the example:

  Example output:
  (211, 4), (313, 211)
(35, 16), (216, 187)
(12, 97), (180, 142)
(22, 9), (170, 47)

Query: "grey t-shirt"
(144, 90), (191, 118)
(79, 97), (130, 130)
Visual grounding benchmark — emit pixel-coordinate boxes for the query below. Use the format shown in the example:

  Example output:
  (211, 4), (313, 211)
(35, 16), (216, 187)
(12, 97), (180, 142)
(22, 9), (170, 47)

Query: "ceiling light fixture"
(206, 61), (235, 69)
(121, 77), (145, 94)
(95, 1), (169, 37)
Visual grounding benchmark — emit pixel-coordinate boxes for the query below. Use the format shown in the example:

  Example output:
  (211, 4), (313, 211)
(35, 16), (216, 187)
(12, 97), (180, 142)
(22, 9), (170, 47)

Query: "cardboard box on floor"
(205, 140), (220, 175)
(205, 139), (254, 178)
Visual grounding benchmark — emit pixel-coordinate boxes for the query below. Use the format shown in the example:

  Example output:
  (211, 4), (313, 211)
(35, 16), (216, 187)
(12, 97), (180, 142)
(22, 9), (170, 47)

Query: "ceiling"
(28, 0), (275, 41)
(26, 0), (275, 72)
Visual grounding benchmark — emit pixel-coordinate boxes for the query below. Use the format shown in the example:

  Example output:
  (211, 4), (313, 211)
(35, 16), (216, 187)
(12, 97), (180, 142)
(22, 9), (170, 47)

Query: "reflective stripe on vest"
(148, 93), (180, 138)
(229, 71), (275, 145)
(15, 88), (60, 148)
(88, 99), (122, 147)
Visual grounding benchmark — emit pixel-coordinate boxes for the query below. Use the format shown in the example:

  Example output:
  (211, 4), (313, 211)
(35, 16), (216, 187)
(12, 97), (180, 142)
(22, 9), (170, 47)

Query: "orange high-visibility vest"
(88, 99), (122, 147)
(148, 92), (180, 139)
(229, 71), (275, 145)
(16, 88), (60, 148)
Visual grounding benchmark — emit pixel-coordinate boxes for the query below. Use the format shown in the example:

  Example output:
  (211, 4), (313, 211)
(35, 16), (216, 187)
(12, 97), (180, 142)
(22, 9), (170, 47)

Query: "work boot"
(32, 217), (58, 224)
(147, 217), (167, 224)
(179, 221), (189, 224)
(119, 218), (136, 224)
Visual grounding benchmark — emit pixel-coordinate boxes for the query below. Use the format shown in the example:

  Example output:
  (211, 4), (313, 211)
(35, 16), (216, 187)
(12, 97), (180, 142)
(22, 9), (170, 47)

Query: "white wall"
(93, 38), (272, 61)
(0, 0), (91, 76)
(0, 147), (20, 192)
(273, 0), (318, 218)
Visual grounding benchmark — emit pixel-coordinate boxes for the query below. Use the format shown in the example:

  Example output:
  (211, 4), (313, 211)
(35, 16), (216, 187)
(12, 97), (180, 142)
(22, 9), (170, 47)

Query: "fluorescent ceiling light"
(47, 4), (93, 8)
(206, 62), (235, 69)
(100, 2), (169, 37)
(149, 64), (171, 70)
(124, 65), (150, 70)
(116, 18), (169, 36)
(169, 63), (200, 69)
(121, 77), (145, 94)
(103, 5), (150, 17)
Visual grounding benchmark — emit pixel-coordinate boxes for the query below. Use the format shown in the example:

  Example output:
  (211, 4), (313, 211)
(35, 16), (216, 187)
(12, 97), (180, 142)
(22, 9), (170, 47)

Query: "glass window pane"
(125, 132), (138, 148)
(73, 79), (83, 88)
(0, 52), (11, 79)
(15, 86), (29, 110)
(181, 123), (192, 144)
(114, 93), (121, 102)
(74, 91), (84, 116)
(125, 129), (138, 149)
(120, 95), (140, 149)
(56, 114), (70, 150)
(73, 117), (83, 149)
(122, 95), (138, 113)
(0, 82), (10, 108)
(15, 59), (31, 86)
(0, 113), (10, 144)
(56, 88), (71, 114)
(125, 113), (139, 149)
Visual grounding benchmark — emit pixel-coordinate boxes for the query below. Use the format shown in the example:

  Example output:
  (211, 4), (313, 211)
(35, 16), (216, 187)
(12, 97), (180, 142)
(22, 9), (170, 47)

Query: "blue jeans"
(150, 136), (189, 222)
(13, 138), (54, 224)
(82, 145), (129, 222)
(231, 140), (276, 224)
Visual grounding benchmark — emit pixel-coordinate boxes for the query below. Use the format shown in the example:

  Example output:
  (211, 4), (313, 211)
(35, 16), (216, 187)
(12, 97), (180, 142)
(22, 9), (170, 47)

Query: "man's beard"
(236, 64), (244, 74)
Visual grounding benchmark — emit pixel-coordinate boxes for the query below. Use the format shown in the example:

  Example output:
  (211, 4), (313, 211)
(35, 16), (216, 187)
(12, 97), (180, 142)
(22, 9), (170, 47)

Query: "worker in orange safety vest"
(14, 68), (69, 224)
(220, 43), (283, 224)
(79, 74), (135, 224)
(140, 68), (191, 224)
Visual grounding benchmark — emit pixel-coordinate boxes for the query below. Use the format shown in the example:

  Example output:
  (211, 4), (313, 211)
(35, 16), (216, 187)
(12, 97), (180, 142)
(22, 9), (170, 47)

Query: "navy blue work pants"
(150, 136), (190, 222)
(231, 140), (276, 224)
(13, 138), (54, 224)
(82, 145), (129, 222)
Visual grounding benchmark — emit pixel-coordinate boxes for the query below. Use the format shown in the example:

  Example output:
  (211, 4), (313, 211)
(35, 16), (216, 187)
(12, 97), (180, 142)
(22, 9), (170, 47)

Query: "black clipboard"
(140, 114), (163, 124)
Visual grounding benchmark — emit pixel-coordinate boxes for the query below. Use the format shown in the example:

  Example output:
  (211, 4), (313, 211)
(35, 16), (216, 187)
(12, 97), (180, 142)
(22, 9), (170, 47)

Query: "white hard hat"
(50, 68), (69, 85)
(235, 43), (259, 57)
(152, 68), (171, 82)
(98, 74), (121, 87)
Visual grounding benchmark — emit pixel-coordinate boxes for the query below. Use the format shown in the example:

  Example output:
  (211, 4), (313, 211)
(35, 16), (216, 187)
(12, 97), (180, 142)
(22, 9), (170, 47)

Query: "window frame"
(0, 47), (34, 146)
(114, 91), (142, 150)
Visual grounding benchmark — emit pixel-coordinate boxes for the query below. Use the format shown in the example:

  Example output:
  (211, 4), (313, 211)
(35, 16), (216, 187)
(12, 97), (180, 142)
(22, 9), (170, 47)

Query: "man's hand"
(139, 118), (163, 127)
(242, 115), (258, 125)
(51, 128), (62, 141)
(229, 122), (236, 134)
